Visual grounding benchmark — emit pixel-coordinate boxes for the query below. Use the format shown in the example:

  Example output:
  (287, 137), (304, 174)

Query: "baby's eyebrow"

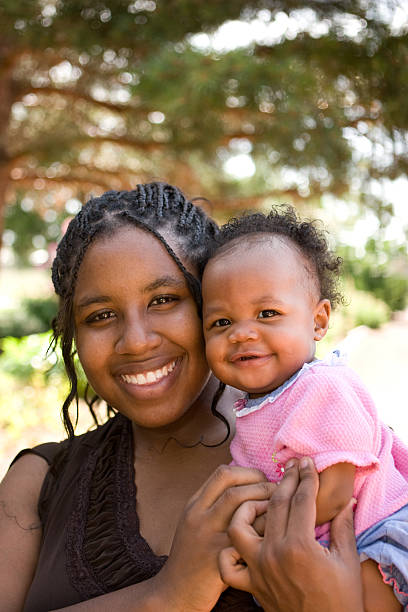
(250, 295), (285, 306)
(202, 303), (224, 316)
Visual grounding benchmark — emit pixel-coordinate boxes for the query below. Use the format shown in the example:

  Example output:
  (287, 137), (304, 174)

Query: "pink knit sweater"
(231, 360), (408, 536)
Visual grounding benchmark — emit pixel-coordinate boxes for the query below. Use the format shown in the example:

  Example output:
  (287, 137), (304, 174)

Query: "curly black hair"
(51, 182), (220, 437)
(204, 205), (344, 308)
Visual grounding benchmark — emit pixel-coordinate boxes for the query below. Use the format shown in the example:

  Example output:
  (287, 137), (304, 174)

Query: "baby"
(201, 207), (408, 611)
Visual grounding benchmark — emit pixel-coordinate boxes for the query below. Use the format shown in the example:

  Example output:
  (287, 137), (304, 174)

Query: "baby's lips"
(229, 351), (267, 362)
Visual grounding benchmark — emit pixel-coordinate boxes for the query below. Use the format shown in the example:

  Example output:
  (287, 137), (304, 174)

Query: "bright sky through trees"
(190, 8), (408, 245)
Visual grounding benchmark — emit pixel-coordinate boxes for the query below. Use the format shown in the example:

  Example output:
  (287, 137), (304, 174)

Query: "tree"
(1, 0), (408, 239)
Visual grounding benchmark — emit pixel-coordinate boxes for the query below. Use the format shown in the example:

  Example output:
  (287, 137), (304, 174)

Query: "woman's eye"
(213, 318), (231, 328)
(86, 310), (115, 323)
(259, 309), (279, 318)
(150, 295), (178, 306)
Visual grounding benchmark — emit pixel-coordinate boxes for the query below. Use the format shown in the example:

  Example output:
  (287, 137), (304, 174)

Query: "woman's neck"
(131, 375), (237, 457)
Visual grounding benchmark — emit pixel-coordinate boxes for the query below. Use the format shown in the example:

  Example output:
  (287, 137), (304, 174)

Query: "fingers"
(226, 500), (269, 562)
(187, 465), (275, 532)
(218, 546), (252, 592)
(330, 497), (359, 563)
(228, 499), (270, 539)
(189, 465), (270, 511)
(286, 457), (319, 536)
(219, 499), (269, 590)
(263, 458), (301, 540)
(212, 480), (275, 528)
(253, 512), (266, 537)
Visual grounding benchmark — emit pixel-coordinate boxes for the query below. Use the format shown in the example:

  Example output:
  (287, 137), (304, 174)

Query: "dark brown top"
(15, 414), (260, 611)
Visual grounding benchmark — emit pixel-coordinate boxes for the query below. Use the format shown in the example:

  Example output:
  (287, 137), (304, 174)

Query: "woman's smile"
(118, 357), (183, 401)
(119, 358), (177, 386)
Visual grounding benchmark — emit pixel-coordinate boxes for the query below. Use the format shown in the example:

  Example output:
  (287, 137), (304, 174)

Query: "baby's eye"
(258, 309), (279, 319)
(213, 318), (231, 328)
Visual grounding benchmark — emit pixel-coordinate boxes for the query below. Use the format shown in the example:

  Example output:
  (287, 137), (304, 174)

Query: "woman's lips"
(120, 359), (177, 386)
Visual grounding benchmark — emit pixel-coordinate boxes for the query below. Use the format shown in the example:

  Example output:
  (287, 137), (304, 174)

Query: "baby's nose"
(228, 321), (259, 343)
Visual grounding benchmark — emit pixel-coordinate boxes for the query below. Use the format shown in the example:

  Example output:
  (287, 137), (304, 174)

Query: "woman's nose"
(115, 313), (160, 355)
(228, 321), (259, 343)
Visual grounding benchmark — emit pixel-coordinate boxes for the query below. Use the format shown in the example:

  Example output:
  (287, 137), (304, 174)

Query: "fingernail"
(286, 458), (296, 469)
(300, 457), (311, 469)
(352, 497), (357, 511)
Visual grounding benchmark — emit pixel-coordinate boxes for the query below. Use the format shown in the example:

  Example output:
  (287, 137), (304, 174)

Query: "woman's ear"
(313, 299), (331, 341)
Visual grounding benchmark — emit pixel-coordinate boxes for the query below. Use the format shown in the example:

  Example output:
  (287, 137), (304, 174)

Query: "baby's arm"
(316, 462), (356, 525)
(252, 461), (356, 535)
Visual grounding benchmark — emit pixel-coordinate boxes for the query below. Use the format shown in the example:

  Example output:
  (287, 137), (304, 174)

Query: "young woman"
(0, 183), (366, 611)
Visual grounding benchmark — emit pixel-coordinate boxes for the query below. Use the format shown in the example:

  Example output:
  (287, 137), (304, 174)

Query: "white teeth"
(136, 373), (147, 385)
(121, 360), (177, 386)
(146, 372), (156, 383)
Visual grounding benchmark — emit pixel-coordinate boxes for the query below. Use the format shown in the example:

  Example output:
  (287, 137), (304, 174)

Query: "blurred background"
(0, 0), (408, 477)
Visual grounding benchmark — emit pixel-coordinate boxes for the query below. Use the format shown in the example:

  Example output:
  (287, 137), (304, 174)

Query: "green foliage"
(1, 0), (265, 51)
(0, 332), (58, 379)
(0, 296), (58, 338)
(352, 292), (390, 329)
(4, 197), (65, 265)
(340, 241), (408, 313)
(0, 330), (88, 395)
(4, 203), (46, 255)
(1, 0), (408, 214)
(0, 331), (99, 473)
(140, 43), (352, 182)
(24, 296), (58, 328)
(316, 283), (391, 358)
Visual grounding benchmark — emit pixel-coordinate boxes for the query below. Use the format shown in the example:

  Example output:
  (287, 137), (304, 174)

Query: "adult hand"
(157, 464), (277, 612)
(219, 457), (364, 612)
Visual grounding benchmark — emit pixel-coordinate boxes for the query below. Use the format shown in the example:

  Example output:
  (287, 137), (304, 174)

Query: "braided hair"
(51, 182), (219, 437)
(204, 205), (344, 308)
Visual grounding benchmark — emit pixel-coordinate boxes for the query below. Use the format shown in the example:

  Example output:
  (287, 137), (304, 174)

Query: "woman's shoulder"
(0, 452), (49, 610)
(10, 413), (127, 469)
(7, 414), (129, 526)
(10, 441), (66, 469)
(1, 451), (49, 537)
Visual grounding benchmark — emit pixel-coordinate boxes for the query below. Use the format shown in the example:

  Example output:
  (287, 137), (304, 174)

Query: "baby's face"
(202, 237), (330, 398)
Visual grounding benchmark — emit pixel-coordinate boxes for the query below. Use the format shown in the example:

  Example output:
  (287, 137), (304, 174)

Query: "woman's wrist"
(147, 569), (216, 612)
(142, 574), (183, 612)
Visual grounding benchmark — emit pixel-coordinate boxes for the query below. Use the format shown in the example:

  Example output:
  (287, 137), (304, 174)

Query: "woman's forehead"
(83, 224), (196, 279)
(141, 224), (197, 277)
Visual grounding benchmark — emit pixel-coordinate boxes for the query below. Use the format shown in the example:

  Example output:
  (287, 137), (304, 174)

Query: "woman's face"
(73, 225), (210, 428)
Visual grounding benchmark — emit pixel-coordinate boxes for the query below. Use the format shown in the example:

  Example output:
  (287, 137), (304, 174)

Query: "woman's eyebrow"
(75, 276), (186, 310)
(144, 275), (187, 292)
(76, 295), (111, 310)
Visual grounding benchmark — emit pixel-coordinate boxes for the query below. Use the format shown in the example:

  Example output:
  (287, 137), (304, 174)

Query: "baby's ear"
(313, 299), (331, 341)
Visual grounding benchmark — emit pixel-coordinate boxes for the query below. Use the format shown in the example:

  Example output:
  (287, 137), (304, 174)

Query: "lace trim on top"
(65, 416), (166, 598)
(64, 415), (259, 610)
